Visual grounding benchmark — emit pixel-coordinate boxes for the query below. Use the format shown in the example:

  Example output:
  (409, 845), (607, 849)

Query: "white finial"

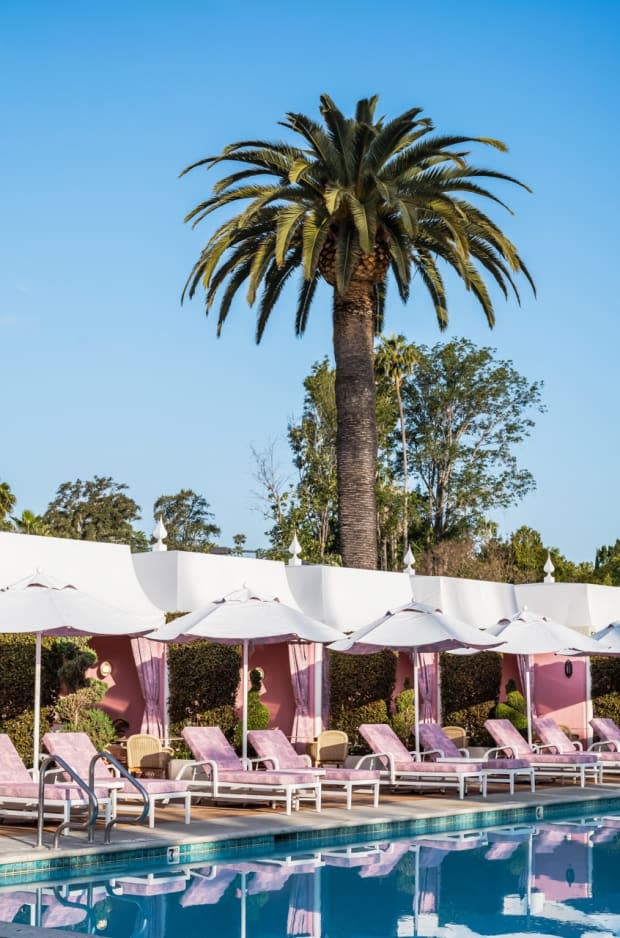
(152, 515), (168, 552)
(288, 532), (302, 566)
(543, 551), (555, 583)
(403, 546), (415, 575)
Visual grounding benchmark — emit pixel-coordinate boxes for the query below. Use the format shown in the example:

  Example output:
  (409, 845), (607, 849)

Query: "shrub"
(72, 708), (116, 751)
(443, 701), (496, 747)
(391, 686), (415, 746)
(55, 638), (98, 693)
(328, 650), (397, 712)
(0, 707), (53, 767)
(0, 635), (61, 720)
(234, 668), (270, 749)
(169, 706), (237, 758)
(440, 651), (502, 717)
(330, 700), (389, 753)
(493, 681), (528, 735)
(592, 693), (620, 729)
(54, 680), (116, 750)
(168, 639), (241, 724)
(591, 657), (620, 697)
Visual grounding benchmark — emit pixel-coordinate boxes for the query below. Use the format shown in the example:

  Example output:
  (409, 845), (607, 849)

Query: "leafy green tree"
(0, 480), (16, 531)
(403, 339), (544, 547)
(43, 476), (146, 550)
(152, 489), (220, 552)
(182, 93), (534, 569)
(12, 510), (50, 535)
(375, 335), (419, 555)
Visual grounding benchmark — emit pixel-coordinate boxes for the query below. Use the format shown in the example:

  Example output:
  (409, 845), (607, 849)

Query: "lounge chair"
(534, 716), (620, 779)
(0, 733), (114, 829)
(484, 719), (600, 787)
(357, 724), (487, 799)
(590, 717), (620, 753)
(42, 732), (191, 828)
(248, 728), (380, 809)
(418, 722), (535, 794)
(178, 726), (322, 815)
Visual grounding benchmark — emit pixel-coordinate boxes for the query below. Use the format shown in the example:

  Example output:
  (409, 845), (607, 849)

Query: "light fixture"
(564, 660), (573, 679)
(99, 660), (113, 677)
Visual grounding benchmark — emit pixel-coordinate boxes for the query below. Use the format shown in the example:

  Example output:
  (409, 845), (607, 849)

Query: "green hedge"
(328, 650), (397, 712)
(168, 641), (241, 724)
(0, 635), (62, 720)
(591, 657), (620, 697)
(329, 700), (390, 752)
(442, 700), (496, 748)
(592, 693), (620, 728)
(0, 707), (53, 767)
(440, 651), (502, 718)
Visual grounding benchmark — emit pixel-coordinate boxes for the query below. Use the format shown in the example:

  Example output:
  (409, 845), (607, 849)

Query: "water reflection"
(1, 817), (620, 936)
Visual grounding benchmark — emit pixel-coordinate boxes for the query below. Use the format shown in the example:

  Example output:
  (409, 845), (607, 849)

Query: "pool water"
(3, 815), (620, 936)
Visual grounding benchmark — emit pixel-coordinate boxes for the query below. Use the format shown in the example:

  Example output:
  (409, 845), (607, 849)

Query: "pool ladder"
(37, 749), (150, 848)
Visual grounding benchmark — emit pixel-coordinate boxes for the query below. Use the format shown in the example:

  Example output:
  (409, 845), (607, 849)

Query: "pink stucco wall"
(500, 653), (588, 742)
(242, 642), (296, 737)
(86, 636), (145, 736)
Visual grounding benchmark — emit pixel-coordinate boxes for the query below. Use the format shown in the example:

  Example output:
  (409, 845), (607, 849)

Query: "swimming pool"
(2, 814), (620, 935)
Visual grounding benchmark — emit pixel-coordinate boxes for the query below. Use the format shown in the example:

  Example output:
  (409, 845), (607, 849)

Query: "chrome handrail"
(89, 750), (150, 843)
(37, 755), (99, 849)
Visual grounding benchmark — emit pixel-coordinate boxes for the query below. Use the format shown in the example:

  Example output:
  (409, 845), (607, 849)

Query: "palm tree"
(0, 481), (16, 528)
(12, 510), (50, 535)
(182, 94), (534, 569)
(375, 335), (419, 556)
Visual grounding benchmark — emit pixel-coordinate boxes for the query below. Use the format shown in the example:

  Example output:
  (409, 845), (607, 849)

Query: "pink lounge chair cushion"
(248, 729), (308, 769)
(485, 758), (530, 769)
(393, 760), (485, 773)
(418, 724), (461, 758)
(0, 735), (35, 783)
(119, 879), (186, 896)
(484, 720), (535, 757)
(320, 768), (380, 781)
(525, 752), (597, 765)
(532, 717), (575, 754)
(591, 750), (620, 762)
(42, 731), (113, 782)
(590, 718), (620, 745)
(359, 723), (416, 766)
(216, 770), (317, 786)
(0, 782), (104, 801)
(179, 869), (238, 907)
(182, 726), (242, 769)
(117, 778), (188, 793)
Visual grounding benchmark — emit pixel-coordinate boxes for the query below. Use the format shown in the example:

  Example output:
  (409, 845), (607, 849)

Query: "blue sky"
(1, 0), (618, 562)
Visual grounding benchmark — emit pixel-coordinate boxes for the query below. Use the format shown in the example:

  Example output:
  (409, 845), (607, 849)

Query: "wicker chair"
(307, 730), (349, 767)
(126, 734), (173, 778)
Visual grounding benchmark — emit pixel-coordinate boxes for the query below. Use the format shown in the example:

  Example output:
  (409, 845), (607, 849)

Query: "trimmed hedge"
(443, 700), (496, 748)
(591, 657), (620, 697)
(592, 693), (620, 728)
(168, 641), (241, 724)
(328, 649), (397, 712)
(0, 707), (53, 767)
(329, 700), (390, 752)
(0, 635), (62, 720)
(440, 651), (502, 718)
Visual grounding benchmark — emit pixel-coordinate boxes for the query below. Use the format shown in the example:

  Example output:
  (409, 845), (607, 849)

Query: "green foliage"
(494, 681), (528, 734)
(403, 340), (544, 546)
(167, 637), (241, 724)
(55, 638), (98, 693)
(592, 694), (620, 727)
(72, 707), (116, 751)
(234, 671), (270, 750)
(11, 510), (50, 535)
(443, 701), (496, 748)
(0, 635), (61, 720)
(43, 475), (146, 551)
(391, 686), (415, 746)
(591, 657), (620, 697)
(330, 700), (390, 753)
(169, 706), (237, 758)
(0, 707), (53, 767)
(328, 650), (397, 715)
(53, 681), (116, 750)
(152, 489), (220, 552)
(0, 480), (16, 523)
(440, 651), (502, 717)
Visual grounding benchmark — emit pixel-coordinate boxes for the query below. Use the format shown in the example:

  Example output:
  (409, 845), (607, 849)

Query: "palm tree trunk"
(396, 377), (409, 556)
(332, 282), (378, 569)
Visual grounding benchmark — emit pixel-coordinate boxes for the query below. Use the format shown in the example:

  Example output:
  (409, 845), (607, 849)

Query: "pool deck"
(1, 779), (619, 884)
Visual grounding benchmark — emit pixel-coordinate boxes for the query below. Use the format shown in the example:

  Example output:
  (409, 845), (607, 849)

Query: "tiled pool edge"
(1, 789), (620, 886)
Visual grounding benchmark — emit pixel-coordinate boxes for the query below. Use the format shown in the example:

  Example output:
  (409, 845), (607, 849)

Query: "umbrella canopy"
(150, 587), (343, 759)
(583, 621), (620, 655)
(0, 570), (165, 773)
(329, 601), (503, 752)
(485, 607), (600, 746)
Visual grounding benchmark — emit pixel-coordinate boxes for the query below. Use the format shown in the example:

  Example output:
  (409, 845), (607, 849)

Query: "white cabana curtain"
(418, 653), (438, 723)
(288, 642), (314, 746)
(131, 637), (165, 737)
(517, 654), (536, 719)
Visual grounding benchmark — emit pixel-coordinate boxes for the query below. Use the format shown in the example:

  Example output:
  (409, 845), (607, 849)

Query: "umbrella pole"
(242, 639), (249, 763)
(413, 650), (420, 755)
(240, 870), (247, 938)
(525, 657), (533, 748)
(33, 632), (42, 780)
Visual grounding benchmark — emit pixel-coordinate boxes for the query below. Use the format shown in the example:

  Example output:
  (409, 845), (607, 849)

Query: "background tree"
(152, 489), (220, 552)
(375, 334), (419, 556)
(182, 93), (534, 570)
(403, 339), (544, 552)
(43, 476), (147, 551)
(12, 510), (50, 536)
(0, 480), (16, 531)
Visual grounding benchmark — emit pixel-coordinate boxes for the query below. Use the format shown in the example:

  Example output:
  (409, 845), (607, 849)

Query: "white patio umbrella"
(584, 621), (620, 654)
(329, 600), (503, 753)
(150, 586), (343, 760)
(0, 570), (164, 775)
(484, 607), (601, 746)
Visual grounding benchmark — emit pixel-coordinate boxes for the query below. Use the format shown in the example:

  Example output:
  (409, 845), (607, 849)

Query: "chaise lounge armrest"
(174, 758), (218, 783)
(420, 748), (445, 760)
(589, 739), (620, 752)
(535, 742), (560, 754)
(484, 745), (516, 760)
